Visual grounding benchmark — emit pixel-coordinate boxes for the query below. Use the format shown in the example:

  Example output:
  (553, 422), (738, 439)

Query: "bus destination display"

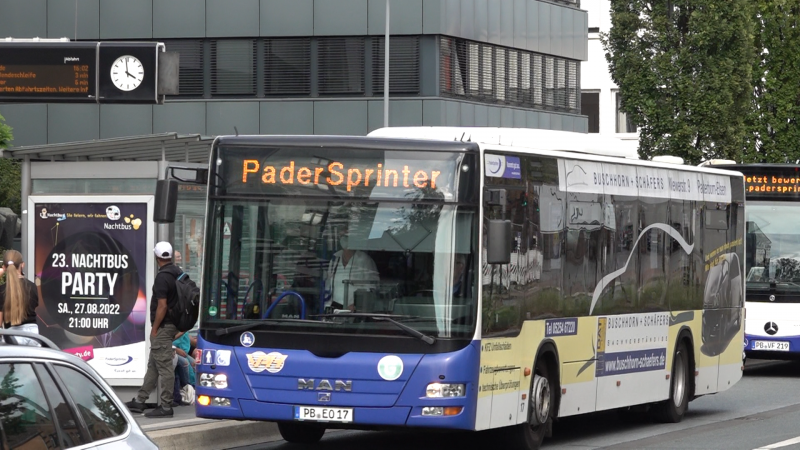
(220, 146), (466, 202)
(0, 44), (97, 102)
(742, 170), (800, 198)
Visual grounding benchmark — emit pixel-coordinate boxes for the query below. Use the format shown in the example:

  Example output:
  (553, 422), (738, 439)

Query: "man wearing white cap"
(126, 241), (182, 417)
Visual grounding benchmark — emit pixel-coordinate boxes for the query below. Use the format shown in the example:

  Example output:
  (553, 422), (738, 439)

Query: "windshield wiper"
(215, 318), (338, 336)
(310, 313), (436, 345)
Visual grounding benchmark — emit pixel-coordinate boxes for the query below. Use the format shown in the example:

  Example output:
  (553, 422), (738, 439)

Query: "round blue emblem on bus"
(240, 331), (255, 347)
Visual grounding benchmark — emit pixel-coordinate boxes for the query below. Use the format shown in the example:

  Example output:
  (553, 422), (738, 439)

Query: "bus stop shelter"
(1, 132), (213, 386)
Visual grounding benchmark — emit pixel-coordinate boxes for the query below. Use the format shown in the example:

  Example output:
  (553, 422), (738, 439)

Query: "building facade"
(0, 0), (588, 147)
(579, 0), (638, 154)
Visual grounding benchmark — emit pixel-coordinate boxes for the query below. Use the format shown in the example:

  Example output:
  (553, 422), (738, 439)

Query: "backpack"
(169, 271), (201, 332)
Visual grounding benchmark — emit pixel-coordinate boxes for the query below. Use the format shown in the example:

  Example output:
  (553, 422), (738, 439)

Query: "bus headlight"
(422, 406), (463, 416)
(200, 373), (228, 389)
(198, 396), (231, 407)
(426, 383), (465, 398)
(212, 397), (231, 407)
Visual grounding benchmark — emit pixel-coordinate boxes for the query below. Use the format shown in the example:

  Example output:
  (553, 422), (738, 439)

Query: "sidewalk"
(114, 386), (283, 450)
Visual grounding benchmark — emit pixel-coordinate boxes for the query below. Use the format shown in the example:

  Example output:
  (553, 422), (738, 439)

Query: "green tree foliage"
(0, 113), (10, 149)
(602, 1), (756, 164)
(743, 1), (800, 163)
(0, 113), (18, 217)
(0, 113), (17, 271)
(0, 158), (21, 216)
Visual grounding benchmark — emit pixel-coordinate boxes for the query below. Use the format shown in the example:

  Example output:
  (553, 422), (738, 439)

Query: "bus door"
(696, 176), (741, 393)
(558, 188), (603, 417)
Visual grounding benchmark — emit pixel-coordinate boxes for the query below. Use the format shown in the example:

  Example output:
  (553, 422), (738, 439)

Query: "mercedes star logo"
(765, 322), (779, 335)
(769, 294), (776, 302)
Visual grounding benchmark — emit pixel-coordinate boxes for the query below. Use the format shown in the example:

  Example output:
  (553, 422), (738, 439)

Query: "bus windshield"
(202, 198), (477, 339)
(746, 203), (800, 287)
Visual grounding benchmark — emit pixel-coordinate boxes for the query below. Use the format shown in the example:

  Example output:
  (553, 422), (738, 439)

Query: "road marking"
(754, 435), (800, 450)
(140, 417), (217, 431)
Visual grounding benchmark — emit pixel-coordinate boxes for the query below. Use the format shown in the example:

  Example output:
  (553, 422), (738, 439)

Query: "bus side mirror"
(193, 169), (209, 185)
(154, 179), (178, 223)
(487, 220), (512, 264)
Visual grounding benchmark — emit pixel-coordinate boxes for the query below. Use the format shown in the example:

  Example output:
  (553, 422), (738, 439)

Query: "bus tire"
(506, 355), (554, 450)
(651, 340), (690, 423)
(277, 422), (325, 444)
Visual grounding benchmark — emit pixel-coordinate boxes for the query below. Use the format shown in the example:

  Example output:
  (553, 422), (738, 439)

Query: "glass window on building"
(264, 38), (312, 96)
(211, 39), (257, 96)
(162, 40), (205, 98)
(318, 37), (366, 95)
(615, 91), (638, 133)
(581, 92), (600, 133)
(372, 36), (421, 95)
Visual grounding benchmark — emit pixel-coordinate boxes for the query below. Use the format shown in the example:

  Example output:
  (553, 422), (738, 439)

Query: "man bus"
(704, 162), (800, 361)
(156, 128), (745, 449)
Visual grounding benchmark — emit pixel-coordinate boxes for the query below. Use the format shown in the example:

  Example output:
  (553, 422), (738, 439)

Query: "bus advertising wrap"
(32, 200), (151, 380)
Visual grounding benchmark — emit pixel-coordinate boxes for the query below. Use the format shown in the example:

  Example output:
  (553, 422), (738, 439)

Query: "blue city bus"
(156, 129), (745, 449)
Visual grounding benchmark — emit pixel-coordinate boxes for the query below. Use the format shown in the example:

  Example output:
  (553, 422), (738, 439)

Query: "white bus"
(704, 162), (800, 360)
(160, 127), (745, 449)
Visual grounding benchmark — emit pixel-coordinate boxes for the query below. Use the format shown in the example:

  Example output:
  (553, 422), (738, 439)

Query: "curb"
(145, 420), (282, 450)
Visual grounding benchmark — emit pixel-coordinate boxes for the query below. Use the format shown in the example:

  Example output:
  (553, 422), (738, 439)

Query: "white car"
(0, 329), (158, 449)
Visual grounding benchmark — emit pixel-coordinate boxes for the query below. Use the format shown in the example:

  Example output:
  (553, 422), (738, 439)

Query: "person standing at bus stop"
(0, 250), (41, 346)
(126, 241), (181, 417)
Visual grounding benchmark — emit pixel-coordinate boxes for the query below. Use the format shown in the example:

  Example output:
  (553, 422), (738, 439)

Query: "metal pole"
(384, 0), (390, 128)
(74, 0), (78, 40)
(20, 157), (30, 263)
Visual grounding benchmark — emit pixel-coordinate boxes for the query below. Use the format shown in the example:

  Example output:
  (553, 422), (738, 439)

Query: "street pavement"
(113, 386), (283, 450)
(232, 359), (800, 450)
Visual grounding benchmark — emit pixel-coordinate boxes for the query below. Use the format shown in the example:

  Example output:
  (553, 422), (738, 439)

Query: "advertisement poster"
(32, 199), (151, 381)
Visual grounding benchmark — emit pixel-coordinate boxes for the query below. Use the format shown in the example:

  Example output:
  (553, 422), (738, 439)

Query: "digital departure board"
(0, 43), (98, 102)
(0, 41), (167, 104)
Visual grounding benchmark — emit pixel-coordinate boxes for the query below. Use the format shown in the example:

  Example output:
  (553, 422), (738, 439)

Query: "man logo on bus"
(247, 351), (288, 373)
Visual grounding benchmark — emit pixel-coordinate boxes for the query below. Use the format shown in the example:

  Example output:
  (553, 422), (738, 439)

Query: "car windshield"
(202, 200), (477, 339)
(746, 203), (800, 287)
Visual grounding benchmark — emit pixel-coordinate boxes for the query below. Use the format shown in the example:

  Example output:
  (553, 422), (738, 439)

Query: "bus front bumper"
(196, 399), (473, 429)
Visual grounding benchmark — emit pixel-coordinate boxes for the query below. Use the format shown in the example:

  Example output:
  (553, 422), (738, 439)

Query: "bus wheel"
(651, 340), (690, 423)
(277, 422), (325, 444)
(507, 356), (553, 450)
